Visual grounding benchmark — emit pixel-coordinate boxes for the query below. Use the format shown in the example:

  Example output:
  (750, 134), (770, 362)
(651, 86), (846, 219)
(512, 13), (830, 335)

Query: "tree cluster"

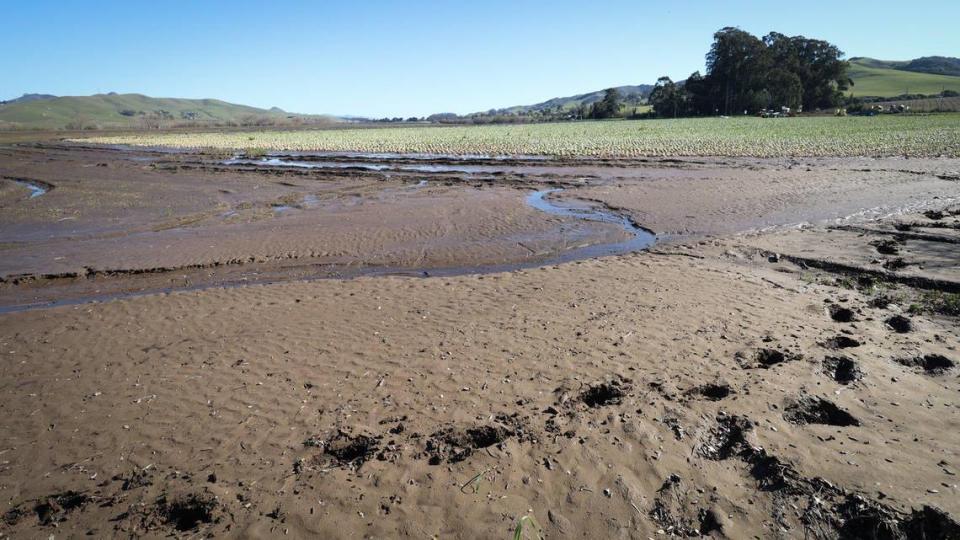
(587, 88), (621, 119)
(649, 28), (851, 117)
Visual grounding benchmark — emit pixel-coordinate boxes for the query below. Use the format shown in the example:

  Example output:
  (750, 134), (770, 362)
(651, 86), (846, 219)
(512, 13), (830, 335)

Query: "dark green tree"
(706, 27), (770, 115)
(648, 77), (685, 118)
(589, 88), (621, 119)
(667, 28), (851, 116)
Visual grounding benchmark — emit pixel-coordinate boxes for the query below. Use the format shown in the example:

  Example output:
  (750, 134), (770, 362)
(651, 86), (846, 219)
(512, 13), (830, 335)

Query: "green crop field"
(848, 61), (960, 97)
(78, 114), (960, 158)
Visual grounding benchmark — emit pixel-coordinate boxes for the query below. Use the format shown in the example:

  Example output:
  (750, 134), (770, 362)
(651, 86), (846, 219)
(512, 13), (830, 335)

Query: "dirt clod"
(896, 354), (955, 375)
(425, 415), (526, 464)
(754, 348), (799, 368)
(822, 335), (861, 349)
(868, 295), (893, 309)
(871, 239), (900, 255)
(689, 382), (734, 401)
(34, 491), (91, 526)
(700, 415), (753, 460)
(883, 257), (909, 270)
(580, 379), (630, 407)
(839, 496), (960, 540)
(323, 430), (380, 468)
(885, 315), (912, 333)
(823, 356), (863, 384)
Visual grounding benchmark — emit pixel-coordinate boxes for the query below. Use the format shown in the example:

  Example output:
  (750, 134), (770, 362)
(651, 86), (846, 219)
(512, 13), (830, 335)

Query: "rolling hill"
(490, 85), (654, 115)
(850, 56), (960, 77)
(0, 93), (335, 130)
(848, 57), (960, 97)
(0, 93), (58, 106)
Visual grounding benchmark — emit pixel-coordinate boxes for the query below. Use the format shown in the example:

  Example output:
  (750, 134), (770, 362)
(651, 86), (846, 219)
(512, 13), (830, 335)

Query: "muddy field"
(0, 142), (959, 538)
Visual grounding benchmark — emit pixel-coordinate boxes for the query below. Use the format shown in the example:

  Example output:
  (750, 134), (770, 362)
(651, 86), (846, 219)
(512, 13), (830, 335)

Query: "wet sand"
(0, 143), (959, 538)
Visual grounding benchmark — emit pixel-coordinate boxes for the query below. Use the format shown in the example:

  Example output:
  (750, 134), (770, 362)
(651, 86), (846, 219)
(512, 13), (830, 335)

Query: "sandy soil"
(0, 143), (958, 538)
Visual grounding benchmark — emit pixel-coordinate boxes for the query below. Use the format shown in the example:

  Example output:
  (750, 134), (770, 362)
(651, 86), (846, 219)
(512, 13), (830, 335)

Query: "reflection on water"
(14, 180), (48, 198)
(224, 157), (494, 174)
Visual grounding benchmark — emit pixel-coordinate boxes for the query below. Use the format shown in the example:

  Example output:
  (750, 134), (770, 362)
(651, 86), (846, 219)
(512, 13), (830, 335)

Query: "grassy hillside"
(496, 85), (653, 115)
(848, 59), (960, 97)
(0, 93), (334, 130)
(850, 56), (960, 77)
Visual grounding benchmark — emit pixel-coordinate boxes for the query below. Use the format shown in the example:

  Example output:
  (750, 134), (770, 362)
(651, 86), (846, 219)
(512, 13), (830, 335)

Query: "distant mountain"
(487, 84), (655, 115)
(0, 93), (57, 106)
(848, 57), (960, 97)
(0, 93), (336, 130)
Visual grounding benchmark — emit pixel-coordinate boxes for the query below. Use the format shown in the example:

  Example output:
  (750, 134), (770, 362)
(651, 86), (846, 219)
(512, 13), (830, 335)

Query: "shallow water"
(15, 180), (47, 198)
(526, 189), (656, 255)
(272, 150), (552, 162)
(224, 157), (498, 174)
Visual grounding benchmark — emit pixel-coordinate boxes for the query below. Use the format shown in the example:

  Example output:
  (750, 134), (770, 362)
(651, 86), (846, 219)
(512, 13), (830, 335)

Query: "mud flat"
(0, 142), (959, 538)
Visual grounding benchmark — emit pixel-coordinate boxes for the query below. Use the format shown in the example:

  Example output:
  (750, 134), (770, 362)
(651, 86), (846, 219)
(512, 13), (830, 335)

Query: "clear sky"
(3, 0), (958, 117)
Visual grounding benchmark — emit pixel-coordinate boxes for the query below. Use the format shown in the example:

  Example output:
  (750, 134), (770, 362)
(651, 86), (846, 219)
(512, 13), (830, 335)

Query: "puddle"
(295, 151), (552, 162)
(526, 189), (655, 256)
(223, 157), (496, 174)
(13, 180), (48, 198)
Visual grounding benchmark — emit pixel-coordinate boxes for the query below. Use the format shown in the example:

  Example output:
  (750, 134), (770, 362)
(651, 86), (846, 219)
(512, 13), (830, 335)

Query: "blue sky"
(3, 0), (958, 117)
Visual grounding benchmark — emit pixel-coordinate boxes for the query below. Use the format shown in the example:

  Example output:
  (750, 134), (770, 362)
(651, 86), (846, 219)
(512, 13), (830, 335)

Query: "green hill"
(490, 85), (654, 115)
(848, 58), (960, 97)
(0, 93), (336, 130)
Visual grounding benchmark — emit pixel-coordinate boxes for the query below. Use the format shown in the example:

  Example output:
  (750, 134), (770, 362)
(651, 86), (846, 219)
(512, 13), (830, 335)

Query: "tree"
(648, 77), (685, 118)
(706, 27), (770, 115)
(683, 71), (715, 116)
(589, 88), (621, 119)
(672, 27), (851, 116)
(764, 32), (849, 111)
(765, 68), (802, 110)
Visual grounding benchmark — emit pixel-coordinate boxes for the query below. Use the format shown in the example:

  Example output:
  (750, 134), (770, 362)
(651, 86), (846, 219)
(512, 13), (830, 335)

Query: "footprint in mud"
(305, 430), (387, 469)
(151, 492), (219, 532)
(871, 238), (901, 255)
(821, 335), (861, 350)
(115, 468), (154, 491)
(650, 474), (723, 536)
(783, 396), (860, 427)
(424, 414), (529, 464)
(895, 354), (955, 375)
(325, 431), (380, 465)
(828, 304), (856, 323)
(739, 348), (801, 369)
(699, 415), (753, 460)
(3, 491), (93, 527)
(883, 257), (910, 271)
(823, 356), (863, 385)
(579, 379), (631, 407)
(839, 498), (960, 539)
(885, 315), (913, 333)
(687, 382), (734, 401)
